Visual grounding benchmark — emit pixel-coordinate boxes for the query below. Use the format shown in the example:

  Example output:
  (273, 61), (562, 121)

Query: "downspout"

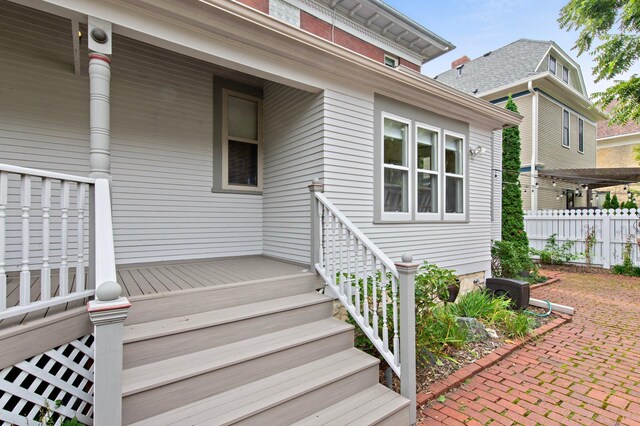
(528, 81), (539, 211)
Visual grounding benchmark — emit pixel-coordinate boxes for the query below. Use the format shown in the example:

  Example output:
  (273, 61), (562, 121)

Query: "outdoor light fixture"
(469, 146), (486, 158)
(552, 180), (556, 187)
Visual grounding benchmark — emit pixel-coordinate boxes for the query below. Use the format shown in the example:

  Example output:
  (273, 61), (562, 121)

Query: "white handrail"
(0, 163), (95, 184)
(314, 192), (398, 275)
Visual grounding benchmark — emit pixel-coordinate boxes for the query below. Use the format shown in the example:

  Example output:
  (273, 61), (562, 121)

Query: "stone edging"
(530, 272), (562, 289)
(416, 312), (572, 407)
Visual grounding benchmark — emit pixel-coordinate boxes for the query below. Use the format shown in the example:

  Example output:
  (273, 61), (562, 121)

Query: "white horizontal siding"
(491, 130), (503, 242)
(0, 3), (263, 266)
(262, 82), (324, 264)
(323, 89), (496, 276)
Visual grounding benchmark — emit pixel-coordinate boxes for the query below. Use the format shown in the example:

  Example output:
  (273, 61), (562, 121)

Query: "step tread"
(130, 348), (379, 426)
(123, 292), (331, 343)
(122, 317), (353, 396)
(292, 384), (410, 425)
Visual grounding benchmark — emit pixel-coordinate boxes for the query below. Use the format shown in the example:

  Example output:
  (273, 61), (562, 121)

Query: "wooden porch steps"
(122, 274), (410, 425)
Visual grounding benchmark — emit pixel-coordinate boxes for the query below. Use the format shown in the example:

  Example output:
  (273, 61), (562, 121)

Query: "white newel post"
(88, 178), (128, 425)
(88, 53), (112, 180)
(396, 254), (418, 426)
(308, 179), (324, 271)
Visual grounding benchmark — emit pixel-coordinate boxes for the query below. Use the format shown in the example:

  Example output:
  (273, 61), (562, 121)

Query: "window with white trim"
(549, 55), (557, 74)
(444, 132), (465, 216)
(562, 66), (569, 83)
(562, 109), (570, 148)
(222, 89), (263, 191)
(379, 113), (466, 221)
(383, 115), (410, 219)
(578, 118), (584, 153)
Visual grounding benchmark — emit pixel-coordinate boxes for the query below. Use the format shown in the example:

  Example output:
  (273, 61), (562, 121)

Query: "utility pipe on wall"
(528, 81), (539, 211)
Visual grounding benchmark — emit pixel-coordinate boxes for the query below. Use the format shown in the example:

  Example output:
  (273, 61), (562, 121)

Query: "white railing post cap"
(308, 179), (324, 192)
(96, 281), (122, 301)
(396, 254), (419, 272)
(401, 253), (413, 263)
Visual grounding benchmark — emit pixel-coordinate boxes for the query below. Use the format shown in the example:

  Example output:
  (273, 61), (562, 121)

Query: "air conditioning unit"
(485, 278), (530, 310)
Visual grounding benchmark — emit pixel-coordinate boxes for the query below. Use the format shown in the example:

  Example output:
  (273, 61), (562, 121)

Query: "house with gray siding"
(0, 0), (520, 424)
(436, 39), (605, 212)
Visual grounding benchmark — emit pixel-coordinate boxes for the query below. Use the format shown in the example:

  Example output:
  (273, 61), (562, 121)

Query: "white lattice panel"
(0, 334), (94, 426)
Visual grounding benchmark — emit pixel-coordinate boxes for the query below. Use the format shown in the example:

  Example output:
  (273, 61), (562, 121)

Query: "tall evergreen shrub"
(501, 97), (529, 248)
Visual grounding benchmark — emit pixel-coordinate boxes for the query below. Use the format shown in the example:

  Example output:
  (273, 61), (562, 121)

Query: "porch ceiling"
(539, 167), (640, 189)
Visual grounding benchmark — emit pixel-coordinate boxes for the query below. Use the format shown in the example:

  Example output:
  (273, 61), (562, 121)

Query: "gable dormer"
(536, 45), (588, 96)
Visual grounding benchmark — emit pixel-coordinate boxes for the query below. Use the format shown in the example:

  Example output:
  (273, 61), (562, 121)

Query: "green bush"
(492, 240), (535, 278)
(530, 234), (577, 265)
(417, 308), (468, 357)
(612, 235), (640, 276)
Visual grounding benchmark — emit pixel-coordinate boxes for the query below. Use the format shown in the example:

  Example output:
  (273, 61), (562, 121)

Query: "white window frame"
(380, 112), (412, 221)
(578, 118), (584, 153)
(562, 66), (569, 84)
(443, 130), (467, 221)
(415, 122), (440, 221)
(549, 55), (557, 75)
(221, 89), (263, 192)
(384, 54), (399, 68)
(562, 109), (570, 148)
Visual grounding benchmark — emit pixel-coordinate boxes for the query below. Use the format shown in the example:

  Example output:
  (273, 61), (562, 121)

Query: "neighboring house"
(0, 0), (520, 424)
(436, 39), (605, 211)
(597, 117), (640, 203)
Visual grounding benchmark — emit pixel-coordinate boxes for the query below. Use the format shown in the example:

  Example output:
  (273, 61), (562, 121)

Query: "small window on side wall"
(444, 132), (465, 217)
(562, 66), (569, 83)
(384, 54), (398, 68)
(222, 90), (263, 191)
(549, 55), (557, 75)
(562, 110), (570, 148)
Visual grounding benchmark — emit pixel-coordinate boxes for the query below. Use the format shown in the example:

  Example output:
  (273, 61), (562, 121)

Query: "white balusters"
(371, 252), (378, 339)
(20, 175), (31, 306)
(353, 237), (360, 316)
(362, 246), (369, 326)
(0, 171), (6, 311)
(41, 178), (52, 301)
(0, 163), (97, 320)
(76, 183), (87, 292)
(391, 275), (399, 365)
(380, 267), (389, 352)
(60, 181), (70, 296)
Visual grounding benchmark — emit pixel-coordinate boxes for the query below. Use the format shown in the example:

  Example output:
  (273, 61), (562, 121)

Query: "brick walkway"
(420, 271), (640, 425)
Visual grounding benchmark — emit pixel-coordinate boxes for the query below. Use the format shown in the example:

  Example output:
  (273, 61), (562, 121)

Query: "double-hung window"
(383, 115), (411, 220)
(222, 89), (263, 191)
(416, 125), (439, 219)
(562, 66), (569, 83)
(562, 109), (570, 148)
(380, 113), (466, 221)
(549, 55), (557, 75)
(444, 132), (465, 218)
(578, 118), (584, 153)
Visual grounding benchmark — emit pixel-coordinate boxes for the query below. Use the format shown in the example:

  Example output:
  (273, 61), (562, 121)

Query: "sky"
(384, 0), (638, 96)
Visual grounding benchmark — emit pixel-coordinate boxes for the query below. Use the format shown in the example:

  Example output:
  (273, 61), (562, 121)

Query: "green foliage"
(417, 308), (468, 356)
(611, 194), (620, 209)
(38, 400), (85, 426)
(501, 311), (536, 338)
(612, 235), (640, 276)
(558, 0), (640, 124)
(622, 199), (638, 209)
(414, 262), (458, 311)
(501, 98), (529, 249)
(530, 234), (578, 265)
(603, 193), (612, 209)
(584, 226), (597, 266)
(491, 240), (535, 278)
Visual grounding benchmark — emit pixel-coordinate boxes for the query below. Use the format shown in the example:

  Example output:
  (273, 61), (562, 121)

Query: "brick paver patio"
(420, 271), (640, 425)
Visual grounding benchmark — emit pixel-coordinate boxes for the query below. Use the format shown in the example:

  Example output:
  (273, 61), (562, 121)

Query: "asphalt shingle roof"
(435, 39), (553, 95)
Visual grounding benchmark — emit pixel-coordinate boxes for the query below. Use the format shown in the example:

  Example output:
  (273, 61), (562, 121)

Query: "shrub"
(417, 308), (468, 357)
(491, 240), (535, 278)
(414, 262), (457, 311)
(501, 311), (535, 338)
(530, 234), (577, 265)
(612, 235), (640, 276)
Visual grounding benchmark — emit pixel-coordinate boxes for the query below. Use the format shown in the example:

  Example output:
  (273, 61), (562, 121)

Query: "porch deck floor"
(1, 256), (309, 329)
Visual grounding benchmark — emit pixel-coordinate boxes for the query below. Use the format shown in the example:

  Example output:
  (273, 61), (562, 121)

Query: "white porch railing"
(525, 209), (640, 268)
(309, 181), (417, 424)
(0, 163), (116, 320)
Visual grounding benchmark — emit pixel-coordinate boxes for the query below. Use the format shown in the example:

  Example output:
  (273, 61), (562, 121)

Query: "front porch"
(0, 256), (311, 329)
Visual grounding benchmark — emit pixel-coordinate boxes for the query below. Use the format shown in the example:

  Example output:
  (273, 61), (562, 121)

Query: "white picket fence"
(524, 209), (640, 268)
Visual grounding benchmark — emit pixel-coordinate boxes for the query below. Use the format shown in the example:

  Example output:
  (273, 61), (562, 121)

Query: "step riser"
(122, 329), (354, 424)
(125, 275), (320, 325)
(123, 300), (333, 369)
(374, 408), (411, 426)
(234, 365), (379, 426)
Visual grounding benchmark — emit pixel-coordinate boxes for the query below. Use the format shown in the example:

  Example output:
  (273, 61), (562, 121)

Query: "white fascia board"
(286, 0), (423, 65)
(597, 133), (640, 147)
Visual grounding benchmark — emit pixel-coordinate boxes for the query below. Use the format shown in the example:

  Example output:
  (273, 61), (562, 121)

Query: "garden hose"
(525, 299), (552, 317)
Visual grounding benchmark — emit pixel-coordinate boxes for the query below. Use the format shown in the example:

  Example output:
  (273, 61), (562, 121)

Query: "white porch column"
(89, 53), (111, 179)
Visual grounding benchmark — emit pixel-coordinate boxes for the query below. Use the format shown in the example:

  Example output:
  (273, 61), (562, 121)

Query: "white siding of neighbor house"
(0, 3), (263, 266)
(263, 82), (325, 264)
(322, 89), (497, 276)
